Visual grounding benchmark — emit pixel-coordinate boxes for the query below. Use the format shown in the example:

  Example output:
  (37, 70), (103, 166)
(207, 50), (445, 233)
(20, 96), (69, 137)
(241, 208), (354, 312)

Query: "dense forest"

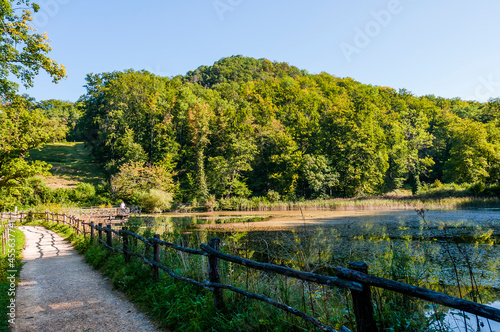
(2, 55), (500, 209)
(79, 56), (500, 201)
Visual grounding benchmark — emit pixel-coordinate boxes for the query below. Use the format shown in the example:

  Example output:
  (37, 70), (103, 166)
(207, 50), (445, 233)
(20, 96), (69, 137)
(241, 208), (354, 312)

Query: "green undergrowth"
(25, 217), (463, 331)
(83, 242), (318, 331)
(22, 219), (299, 331)
(0, 227), (25, 331)
(30, 218), (350, 331)
(80, 227), (448, 332)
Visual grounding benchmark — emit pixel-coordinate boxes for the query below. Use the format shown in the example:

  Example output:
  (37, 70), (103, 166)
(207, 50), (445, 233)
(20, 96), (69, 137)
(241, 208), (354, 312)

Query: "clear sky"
(18, 0), (500, 103)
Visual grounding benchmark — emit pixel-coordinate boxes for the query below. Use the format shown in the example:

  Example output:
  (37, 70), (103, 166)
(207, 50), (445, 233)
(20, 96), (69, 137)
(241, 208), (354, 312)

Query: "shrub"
(431, 179), (443, 188)
(111, 161), (175, 201)
(482, 184), (500, 196)
(266, 190), (281, 203)
(469, 181), (486, 195)
(72, 183), (96, 202)
(134, 189), (173, 213)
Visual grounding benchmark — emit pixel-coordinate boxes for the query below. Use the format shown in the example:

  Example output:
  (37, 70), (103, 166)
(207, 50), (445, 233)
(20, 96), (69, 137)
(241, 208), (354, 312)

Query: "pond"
(140, 209), (500, 331)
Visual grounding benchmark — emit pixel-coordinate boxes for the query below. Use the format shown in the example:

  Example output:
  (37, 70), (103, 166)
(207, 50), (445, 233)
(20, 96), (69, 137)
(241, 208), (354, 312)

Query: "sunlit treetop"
(0, 0), (66, 100)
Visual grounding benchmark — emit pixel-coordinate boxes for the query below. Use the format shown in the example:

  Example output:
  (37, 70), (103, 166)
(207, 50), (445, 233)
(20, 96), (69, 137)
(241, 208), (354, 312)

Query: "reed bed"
(211, 196), (500, 212)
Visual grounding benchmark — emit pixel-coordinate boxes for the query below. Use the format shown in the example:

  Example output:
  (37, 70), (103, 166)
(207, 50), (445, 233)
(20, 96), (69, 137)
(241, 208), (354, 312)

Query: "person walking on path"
(120, 201), (126, 215)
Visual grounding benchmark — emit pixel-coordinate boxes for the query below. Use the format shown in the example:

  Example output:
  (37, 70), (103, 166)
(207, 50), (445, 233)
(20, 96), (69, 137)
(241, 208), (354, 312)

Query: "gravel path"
(13, 226), (162, 332)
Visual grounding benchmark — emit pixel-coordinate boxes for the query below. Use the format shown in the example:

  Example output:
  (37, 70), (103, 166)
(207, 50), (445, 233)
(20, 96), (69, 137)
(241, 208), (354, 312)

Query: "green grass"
(24, 215), (461, 332)
(0, 226), (25, 331)
(28, 142), (106, 188)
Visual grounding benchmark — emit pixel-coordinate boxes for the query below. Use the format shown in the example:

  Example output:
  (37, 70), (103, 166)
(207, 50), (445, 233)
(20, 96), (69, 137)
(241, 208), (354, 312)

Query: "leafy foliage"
(110, 161), (175, 211)
(0, 99), (58, 209)
(0, 0), (66, 98)
(0, 0), (67, 210)
(75, 56), (500, 204)
(36, 99), (82, 141)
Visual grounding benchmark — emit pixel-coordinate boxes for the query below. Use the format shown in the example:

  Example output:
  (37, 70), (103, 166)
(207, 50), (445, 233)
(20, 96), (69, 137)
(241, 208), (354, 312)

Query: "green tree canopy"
(0, 0), (66, 99)
(0, 99), (52, 208)
(78, 56), (500, 202)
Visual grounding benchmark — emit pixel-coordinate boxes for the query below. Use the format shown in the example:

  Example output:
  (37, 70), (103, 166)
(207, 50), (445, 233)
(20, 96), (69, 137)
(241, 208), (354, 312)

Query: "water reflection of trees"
(228, 217), (499, 331)
(146, 213), (499, 331)
(151, 213), (499, 293)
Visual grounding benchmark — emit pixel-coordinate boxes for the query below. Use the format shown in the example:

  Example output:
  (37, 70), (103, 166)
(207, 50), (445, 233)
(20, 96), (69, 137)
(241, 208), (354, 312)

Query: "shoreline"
(147, 207), (500, 232)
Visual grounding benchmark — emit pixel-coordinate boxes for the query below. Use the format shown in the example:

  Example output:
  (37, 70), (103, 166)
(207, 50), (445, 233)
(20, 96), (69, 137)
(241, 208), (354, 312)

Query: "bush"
(133, 189), (174, 213)
(71, 183), (96, 203)
(431, 179), (443, 188)
(418, 182), (471, 198)
(470, 181), (486, 195)
(482, 184), (500, 196)
(266, 190), (281, 203)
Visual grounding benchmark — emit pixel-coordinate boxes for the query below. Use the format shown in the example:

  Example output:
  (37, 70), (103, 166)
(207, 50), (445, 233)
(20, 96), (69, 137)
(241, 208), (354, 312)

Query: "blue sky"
(19, 0), (500, 103)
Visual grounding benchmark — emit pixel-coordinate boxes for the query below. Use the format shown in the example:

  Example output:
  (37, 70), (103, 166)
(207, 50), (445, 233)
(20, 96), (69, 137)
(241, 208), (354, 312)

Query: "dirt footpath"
(13, 226), (162, 332)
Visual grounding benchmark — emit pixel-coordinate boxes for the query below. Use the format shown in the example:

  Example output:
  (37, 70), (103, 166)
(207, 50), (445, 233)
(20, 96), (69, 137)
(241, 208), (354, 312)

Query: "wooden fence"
(1, 212), (24, 255)
(6, 211), (500, 332)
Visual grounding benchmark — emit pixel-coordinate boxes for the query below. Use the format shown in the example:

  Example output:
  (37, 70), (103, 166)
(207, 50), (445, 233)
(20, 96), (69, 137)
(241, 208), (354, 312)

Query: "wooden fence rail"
(1, 212), (24, 256)
(5, 211), (500, 332)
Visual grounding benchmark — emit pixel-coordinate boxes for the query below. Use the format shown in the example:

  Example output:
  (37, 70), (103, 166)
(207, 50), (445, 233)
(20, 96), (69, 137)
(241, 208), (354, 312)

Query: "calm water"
(144, 209), (500, 331)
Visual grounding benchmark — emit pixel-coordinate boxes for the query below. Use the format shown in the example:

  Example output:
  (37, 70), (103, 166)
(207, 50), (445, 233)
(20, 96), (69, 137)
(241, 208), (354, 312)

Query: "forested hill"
(79, 55), (500, 202)
(184, 56), (307, 87)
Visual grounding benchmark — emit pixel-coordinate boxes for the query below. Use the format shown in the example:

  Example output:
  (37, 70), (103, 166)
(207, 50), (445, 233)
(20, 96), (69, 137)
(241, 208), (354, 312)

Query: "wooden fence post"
(98, 223), (103, 243)
(152, 234), (161, 281)
(2, 231), (5, 256)
(145, 237), (151, 258)
(90, 223), (95, 242)
(348, 262), (378, 332)
(106, 225), (112, 247)
(122, 227), (130, 263)
(208, 237), (224, 310)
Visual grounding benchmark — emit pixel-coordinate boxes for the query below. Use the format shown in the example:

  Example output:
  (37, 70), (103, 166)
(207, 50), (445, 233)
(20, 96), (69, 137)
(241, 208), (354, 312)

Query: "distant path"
(13, 226), (162, 332)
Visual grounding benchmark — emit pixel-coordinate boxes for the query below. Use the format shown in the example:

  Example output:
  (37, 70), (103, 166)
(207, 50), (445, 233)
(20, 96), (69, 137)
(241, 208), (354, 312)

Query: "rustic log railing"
(5, 211), (500, 331)
(0, 213), (11, 256)
(1, 212), (27, 256)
